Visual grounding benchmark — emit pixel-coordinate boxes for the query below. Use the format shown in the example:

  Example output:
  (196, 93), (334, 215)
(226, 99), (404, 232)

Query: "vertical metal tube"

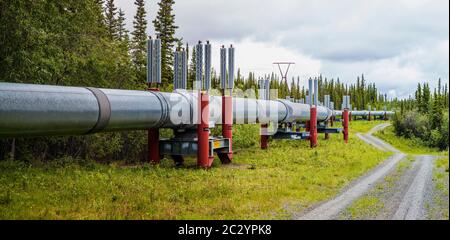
(324, 95), (330, 108)
(195, 41), (203, 90)
(178, 52), (183, 89)
(314, 78), (319, 107)
(324, 95), (330, 140)
(147, 37), (153, 83)
(308, 78), (313, 107)
(154, 38), (162, 84)
(181, 51), (187, 89)
(204, 41), (211, 91)
(228, 45), (235, 91)
(173, 51), (179, 90)
(220, 46), (227, 90)
(258, 79), (263, 99)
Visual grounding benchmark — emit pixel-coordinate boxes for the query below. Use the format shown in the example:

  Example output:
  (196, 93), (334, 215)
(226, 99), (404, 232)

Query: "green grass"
(374, 125), (448, 156)
(430, 157), (449, 220)
(0, 126), (391, 219)
(343, 156), (414, 219)
(378, 155), (414, 192)
(435, 156), (449, 173)
(347, 196), (384, 219)
(347, 120), (389, 134)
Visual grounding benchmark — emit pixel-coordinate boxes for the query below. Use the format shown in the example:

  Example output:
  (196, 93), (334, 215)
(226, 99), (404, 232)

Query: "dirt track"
(297, 124), (444, 220)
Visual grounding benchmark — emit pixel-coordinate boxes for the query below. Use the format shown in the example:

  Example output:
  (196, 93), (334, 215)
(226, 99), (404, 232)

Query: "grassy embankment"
(0, 121), (391, 219)
(430, 156), (449, 219)
(373, 125), (448, 156)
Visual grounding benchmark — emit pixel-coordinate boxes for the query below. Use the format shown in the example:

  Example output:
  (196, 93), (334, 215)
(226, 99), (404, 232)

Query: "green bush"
(393, 110), (448, 150)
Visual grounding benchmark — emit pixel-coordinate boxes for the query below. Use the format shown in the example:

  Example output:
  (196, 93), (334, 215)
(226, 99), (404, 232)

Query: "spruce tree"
(94, 0), (107, 30)
(105, 0), (118, 40)
(438, 78), (442, 96)
(415, 83), (422, 110)
(421, 83), (431, 114)
(444, 83), (449, 108)
(430, 89), (443, 130)
(153, 0), (179, 86)
(131, 0), (148, 82)
(117, 8), (129, 42)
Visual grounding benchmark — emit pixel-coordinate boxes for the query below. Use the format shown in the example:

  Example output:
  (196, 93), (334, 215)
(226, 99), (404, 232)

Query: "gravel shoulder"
(392, 155), (435, 220)
(338, 155), (440, 220)
(296, 124), (405, 220)
(297, 123), (447, 220)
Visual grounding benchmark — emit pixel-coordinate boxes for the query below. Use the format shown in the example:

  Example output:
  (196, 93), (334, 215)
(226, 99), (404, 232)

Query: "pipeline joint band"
(86, 87), (111, 134)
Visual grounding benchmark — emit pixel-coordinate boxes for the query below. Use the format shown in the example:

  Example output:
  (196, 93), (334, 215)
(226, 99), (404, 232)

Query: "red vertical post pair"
(310, 107), (318, 148)
(343, 109), (349, 143)
(148, 87), (160, 164)
(197, 91), (214, 168)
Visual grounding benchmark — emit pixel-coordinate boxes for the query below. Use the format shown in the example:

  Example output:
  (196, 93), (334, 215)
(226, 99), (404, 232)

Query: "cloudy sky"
(116, 0), (449, 99)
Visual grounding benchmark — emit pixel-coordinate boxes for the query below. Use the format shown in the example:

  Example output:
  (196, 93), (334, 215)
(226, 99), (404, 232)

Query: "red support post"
(218, 94), (233, 164)
(343, 109), (349, 143)
(197, 92), (214, 168)
(325, 118), (330, 140)
(310, 107), (318, 148)
(305, 121), (310, 132)
(148, 129), (160, 164)
(260, 124), (268, 149)
(148, 87), (160, 164)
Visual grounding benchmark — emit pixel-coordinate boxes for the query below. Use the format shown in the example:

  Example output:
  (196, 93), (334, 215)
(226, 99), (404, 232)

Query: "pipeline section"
(0, 82), (333, 137)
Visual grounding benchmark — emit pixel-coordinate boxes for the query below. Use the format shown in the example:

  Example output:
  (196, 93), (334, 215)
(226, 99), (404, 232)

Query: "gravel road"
(392, 155), (435, 220)
(297, 123), (444, 220)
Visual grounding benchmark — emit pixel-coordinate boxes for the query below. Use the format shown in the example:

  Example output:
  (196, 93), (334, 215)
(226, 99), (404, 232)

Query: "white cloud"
(215, 38), (321, 79)
(115, 0), (449, 99)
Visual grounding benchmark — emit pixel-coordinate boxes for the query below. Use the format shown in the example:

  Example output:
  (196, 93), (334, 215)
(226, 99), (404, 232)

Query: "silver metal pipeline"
(0, 82), (334, 137)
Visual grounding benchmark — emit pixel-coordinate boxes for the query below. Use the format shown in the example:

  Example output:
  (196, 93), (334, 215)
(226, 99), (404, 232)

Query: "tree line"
(0, 0), (179, 162)
(0, 0), (445, 162)
(391, 78), (449, 150)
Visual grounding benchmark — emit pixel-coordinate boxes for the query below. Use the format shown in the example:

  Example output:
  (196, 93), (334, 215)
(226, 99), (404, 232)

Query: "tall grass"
(0, 125), (391, 219)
